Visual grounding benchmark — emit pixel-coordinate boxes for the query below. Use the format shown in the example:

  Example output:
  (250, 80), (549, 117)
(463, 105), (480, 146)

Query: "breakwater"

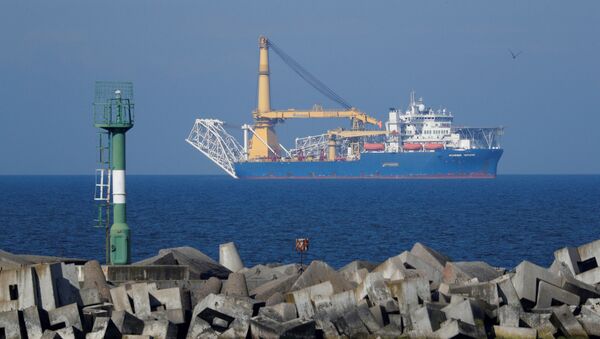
(1, 239), (600, 338)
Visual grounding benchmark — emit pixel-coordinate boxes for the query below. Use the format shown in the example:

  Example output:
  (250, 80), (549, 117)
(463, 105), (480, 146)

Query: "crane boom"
(254, 109), (381, 128)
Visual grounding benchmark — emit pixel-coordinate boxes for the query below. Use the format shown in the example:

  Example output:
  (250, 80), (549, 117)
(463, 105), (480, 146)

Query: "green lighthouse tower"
(94, 81), (134, 265)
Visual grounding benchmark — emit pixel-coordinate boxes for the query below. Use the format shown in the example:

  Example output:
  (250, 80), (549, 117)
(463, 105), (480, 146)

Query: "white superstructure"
(385, 92), (502, 152)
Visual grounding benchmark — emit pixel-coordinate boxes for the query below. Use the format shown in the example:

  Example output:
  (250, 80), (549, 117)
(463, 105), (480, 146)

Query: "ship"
(186, 36), (503, 179)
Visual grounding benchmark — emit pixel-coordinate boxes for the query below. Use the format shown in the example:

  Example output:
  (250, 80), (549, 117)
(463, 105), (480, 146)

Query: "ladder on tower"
(94, 131), (112, 263)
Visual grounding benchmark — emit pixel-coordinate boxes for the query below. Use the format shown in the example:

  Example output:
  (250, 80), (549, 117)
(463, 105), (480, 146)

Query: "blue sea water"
(1, 175), (599, 270)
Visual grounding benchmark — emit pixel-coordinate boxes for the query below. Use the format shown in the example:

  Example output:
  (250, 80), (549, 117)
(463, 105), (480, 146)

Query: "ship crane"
(247, 36), (381, 160)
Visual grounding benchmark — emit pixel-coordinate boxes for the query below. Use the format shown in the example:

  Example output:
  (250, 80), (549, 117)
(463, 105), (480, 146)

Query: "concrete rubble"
(2, 239), (600, 338)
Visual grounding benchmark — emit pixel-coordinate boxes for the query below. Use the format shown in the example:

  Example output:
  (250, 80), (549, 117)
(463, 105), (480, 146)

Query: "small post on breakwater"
(295, 238), (309, 272)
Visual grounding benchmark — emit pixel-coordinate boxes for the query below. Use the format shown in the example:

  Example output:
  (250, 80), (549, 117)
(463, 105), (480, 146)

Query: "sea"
(1, 175), (599, 270)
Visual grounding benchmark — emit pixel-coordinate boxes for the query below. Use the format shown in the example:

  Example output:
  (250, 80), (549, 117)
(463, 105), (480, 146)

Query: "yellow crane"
(248, 36), (381, 160)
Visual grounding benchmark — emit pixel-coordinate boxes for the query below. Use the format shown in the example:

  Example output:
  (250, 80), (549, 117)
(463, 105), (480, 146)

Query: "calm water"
(1, 175), (599, 270)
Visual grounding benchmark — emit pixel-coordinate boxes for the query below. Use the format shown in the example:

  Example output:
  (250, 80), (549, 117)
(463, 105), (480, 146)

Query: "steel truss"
(186, 119), (244, 178)
(453, 127), (504, 149)
(290, 134), (329, 158)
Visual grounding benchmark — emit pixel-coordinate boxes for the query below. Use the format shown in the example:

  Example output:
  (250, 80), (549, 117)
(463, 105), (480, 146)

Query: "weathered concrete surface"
(82, 261), (111, 303)
(493, 325), (537, 339)
(410, 242), (451, 271)
(157, 247), (230, 279)
(142, 319), (178, 339)
(110, 286), (133, 313)
(221, 272), (249, 298)
(190, 277), (221, 306)
(86, 317), (121, 339)
(290, 260), (353, 293)
(48, 303), (83, 331)
(0, 310), (22, 339)
(105, 265), (189, 282)
(550, 304), (589, 338)
(219, 242), (244, 273)
(443, 261), (504, 284)
(512, 260), (564, 305)
(249, 316), (315, 339)
(111, 311), (144, 335)
(250, 273), (299, 302)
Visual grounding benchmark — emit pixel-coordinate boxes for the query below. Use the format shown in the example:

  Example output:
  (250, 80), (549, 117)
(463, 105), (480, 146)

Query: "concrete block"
(441, 299), (484, 328)
(81, 261), (111, 303)
(498, 305), (520, 327)
(368, 305), (386, 329)
(23, 306), (45, 339)
(358, 272), (393, 308)
(56, 263), (81, 307)
(157, 247), (231, 279)
(519, 312), (556, 339)
(130, 283), (152, 319)
(190, 293), (253, 323)
(111, 310), (144, 335)
(48, 303), (83, 331)
(109, 286), (133, 313)
(0, 310), (22, 339)
(409, 304), (446, 334)
(410, 242), (451, 271)
(289, 289), (314, 320)
(448, 282), (499, 306)
(387, 275), (430, 314)
(265, 292), (284, 306)
(313, 317), (338, 338)
(332, 308), (369, 337)
(142, 320), (177, 339)
(150, 287), (190, 311)
(550, 304), (589, 338)
(219, 242), (244, 272)
(338, 260), (376, 285)
(433, 319), (485, 339)
(0, 269), (18, 303)
(374, 323), (403, 337)
(290, 261), (353, 293)
(185, 316), (218, 339)
(79, 288), (102, 307)
(221, 273), (249, 298)
(492, 274), (522, 308)
(34, 263), (62, 311)
(373, 255), (409, 280)
(85, 317), (121, 339)
(512, 261), (563, 305)
(554, 261), (600, 302)
(355, 302), (381, 333)
(133, 251), (178, 266)
(0, 301), (18, 313)
(443, 261), (504, 284)
(190, 277), (221, 306)
(258, 302), (297, 322)
(556, 239), (600, 285)
(243, 263), (299, 292)
(249, 316), (315, 339)
(493, 325), (536, 339)
(105, 265), (189, 282)
(55, 326), (83, 339)
(535, 281), (579, 309)
(40, 330), (61, 339)
(218, 317), (249, 338)
(250, 273), (299, 302)
(312, 290), (356, 321)
(122, 336), (152, 339)
(399, 251), (443, 283)
(18, 266), (38, 309)
(579, 312), (600, 336)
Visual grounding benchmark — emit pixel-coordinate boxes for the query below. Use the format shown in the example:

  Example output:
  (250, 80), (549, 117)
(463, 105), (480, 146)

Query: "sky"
(0, 1), (599, 175)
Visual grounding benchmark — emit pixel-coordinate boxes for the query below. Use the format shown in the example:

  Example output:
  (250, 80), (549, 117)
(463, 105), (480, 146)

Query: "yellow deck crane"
(247, 36), (382, 160)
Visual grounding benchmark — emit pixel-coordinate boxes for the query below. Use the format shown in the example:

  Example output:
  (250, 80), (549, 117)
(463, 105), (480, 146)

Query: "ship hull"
(234, 149), (503, 179)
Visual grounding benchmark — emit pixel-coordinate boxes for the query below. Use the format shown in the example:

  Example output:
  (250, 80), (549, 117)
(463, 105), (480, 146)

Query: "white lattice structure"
(186, 119), (245, 178)
(290, 134), (328, 158)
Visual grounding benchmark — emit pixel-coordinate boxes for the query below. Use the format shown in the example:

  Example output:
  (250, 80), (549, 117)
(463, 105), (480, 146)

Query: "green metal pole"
(109, 130), (130, 264)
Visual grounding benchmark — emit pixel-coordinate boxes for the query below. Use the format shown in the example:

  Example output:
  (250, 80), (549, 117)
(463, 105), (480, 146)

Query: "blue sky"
(0, 1), (599, 174)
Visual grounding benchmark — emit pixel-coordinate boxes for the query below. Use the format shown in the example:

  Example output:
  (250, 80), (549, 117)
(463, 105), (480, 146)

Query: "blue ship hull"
(234, 149), (503, 179)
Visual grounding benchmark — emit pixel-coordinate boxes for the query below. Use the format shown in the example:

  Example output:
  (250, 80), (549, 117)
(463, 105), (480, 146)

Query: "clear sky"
(1, 1), (599, 175)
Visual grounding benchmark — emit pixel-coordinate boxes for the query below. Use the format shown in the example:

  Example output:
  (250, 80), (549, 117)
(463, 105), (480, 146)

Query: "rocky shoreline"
(1, 239), (600, 338)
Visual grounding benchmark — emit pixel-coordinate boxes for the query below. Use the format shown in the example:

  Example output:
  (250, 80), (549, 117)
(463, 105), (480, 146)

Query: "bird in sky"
(509, 49), (523, 59)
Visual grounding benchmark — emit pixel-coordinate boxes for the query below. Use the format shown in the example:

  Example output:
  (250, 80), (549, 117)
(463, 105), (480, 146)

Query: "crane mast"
(248, 36), (381, 160)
